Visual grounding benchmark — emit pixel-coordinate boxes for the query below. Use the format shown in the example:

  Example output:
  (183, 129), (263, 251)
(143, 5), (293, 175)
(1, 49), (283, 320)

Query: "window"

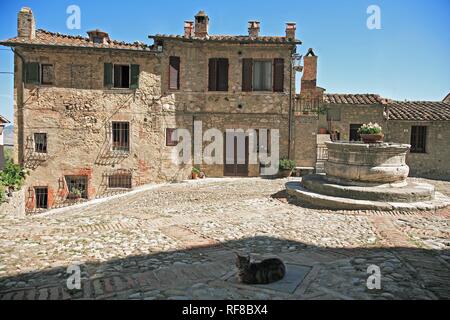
(108, 174), (132, 189)
(327, 108), (341, 121)
(34, 187), (48, 209)
(104, 64), (139, 89)
(25, 62), (40, 84)
(349, 124), (363, 142)
(93, 36), (103, 44)
(166, 128), (178, 146)
(253, 60), (272, 91)
(169, 56), (180, 90)
(34, 133), (47, 153)
(411, 126), (427, 153)
(65, 176), (88, 199)
(208, 58), (228, 91)
(242, 58), (284, 92)
(112, 122), (130, 152)
(41, 64), (54, 85)
(114, 65), (130, 88)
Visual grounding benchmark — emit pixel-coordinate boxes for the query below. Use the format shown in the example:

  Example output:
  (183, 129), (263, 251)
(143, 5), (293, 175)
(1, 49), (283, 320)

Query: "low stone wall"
(0, 188), (26, 217)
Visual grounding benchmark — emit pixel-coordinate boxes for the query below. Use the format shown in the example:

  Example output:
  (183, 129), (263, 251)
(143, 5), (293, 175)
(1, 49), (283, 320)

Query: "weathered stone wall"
(294, 116), (318, 167)
(0, 188), (25, 216)
(386, 120), (450, 180)
(318, 104), (386, 140)
(14, 46), (192, 211)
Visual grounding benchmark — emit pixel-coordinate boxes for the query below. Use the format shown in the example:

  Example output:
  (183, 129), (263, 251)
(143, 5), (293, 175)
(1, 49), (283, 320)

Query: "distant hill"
(3, 125), (13, 146)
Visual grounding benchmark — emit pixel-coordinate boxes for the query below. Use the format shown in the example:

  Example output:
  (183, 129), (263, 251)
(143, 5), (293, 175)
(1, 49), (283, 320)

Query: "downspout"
(11, 47), (25, 165)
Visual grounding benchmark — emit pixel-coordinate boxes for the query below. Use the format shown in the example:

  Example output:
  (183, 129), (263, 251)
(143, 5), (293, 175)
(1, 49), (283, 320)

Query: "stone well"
(286, 141), (450, 211)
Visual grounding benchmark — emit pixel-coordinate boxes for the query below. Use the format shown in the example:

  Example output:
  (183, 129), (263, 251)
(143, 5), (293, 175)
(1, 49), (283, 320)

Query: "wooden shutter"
(25, 62), (40, 84)
(169, 56), (180, 90)
(208, 58), (217, 91)
(217, 58), (228, 91)
(242, 58), (253, 92)
(104, 63), (113, 87)
(130, 64), (140, 89)
(273, 58), (284, 92)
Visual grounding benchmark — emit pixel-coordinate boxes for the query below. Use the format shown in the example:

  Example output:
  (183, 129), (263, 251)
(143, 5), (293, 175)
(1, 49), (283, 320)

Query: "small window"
(93, 36), (103, 44)
(108, 174), (132, 189)
(113, 65), (130, 88)
(169, 56), (180, 90)
(411, 126), (427, 153)
(65, 176), (88, 199)
(112, 122), (130, 151)
(34, 187), (48, 209)
(253, 60), (272, 91)
(41, 64), (54, 85)
(349, 124), (363, 142)
(327, 108), (341, 121)
(208, 58), (228, 91)
(166, 128), (178, 146)
(25, 62), (40, 84)
(34, 133), (47, 153)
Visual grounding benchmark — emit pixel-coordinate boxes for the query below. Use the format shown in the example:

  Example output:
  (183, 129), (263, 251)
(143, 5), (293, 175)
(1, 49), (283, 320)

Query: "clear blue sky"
(0, 0), (449, 124)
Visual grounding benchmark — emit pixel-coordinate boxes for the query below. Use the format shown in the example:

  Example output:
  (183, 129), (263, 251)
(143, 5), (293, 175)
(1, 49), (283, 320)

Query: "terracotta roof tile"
(388, 101), (450, 121)
(324, 94), (388, 105)
(0, 29), (154, 52)
(150, 34), (301, 44)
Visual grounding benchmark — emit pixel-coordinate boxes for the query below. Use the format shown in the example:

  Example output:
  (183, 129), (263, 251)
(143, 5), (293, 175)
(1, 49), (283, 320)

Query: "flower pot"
(278, 169), (293, 178)
(192, 172), (199, 179)
(360, 133), (384, 144)
(318, 128), (328, 134)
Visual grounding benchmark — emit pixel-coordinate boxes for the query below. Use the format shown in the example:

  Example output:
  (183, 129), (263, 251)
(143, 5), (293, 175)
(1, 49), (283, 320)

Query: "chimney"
(285, 22), (296, 40)
(248, 21), (260, 38)
(18, 7), (36, 39)
(301, 48), (318, 90)
(184, 21), (194, 38)
(194, 11), (209, 38)
(87, 29), (110, 44)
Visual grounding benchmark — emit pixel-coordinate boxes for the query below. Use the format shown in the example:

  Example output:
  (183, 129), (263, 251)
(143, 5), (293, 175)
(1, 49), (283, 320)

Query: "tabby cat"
(235, 254), (286, 285)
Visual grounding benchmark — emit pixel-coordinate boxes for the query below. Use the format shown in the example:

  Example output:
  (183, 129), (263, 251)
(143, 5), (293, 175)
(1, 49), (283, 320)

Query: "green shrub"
(0, 159), (28, 190)
(0, 185), (5, 203)
(358, 123), (382, 135)
(279, 158), (296, 171)
(192, 167), (201, 174)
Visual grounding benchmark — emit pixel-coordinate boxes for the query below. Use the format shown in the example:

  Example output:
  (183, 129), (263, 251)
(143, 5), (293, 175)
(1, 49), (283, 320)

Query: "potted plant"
(318, 128), (328, 134)
(279, 158), (296, 178)
(191, 167), (201, 179)
(68, 187), (82, 200)
(358, 122), (384, 143)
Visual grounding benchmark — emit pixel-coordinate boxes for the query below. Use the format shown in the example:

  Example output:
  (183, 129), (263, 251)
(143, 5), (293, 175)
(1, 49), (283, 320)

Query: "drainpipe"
(288, 48), (294, 159)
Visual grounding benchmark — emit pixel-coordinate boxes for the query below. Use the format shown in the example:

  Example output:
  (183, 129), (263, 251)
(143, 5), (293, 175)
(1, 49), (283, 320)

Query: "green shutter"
(130, 64), (140, 89)
(25, 62), (40, 84)
(104, 63), (113, 87)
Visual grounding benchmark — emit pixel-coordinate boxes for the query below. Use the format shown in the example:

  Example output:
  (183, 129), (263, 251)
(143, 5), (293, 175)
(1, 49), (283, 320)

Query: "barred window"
(34, 187), (48, 209)
(65, 176), (88, 199)
(108, 174), (132, 189)
(41, 64), (54, 85)
(34, 133), (47, 153)
(411, 126), (427, 153)
(112, 122), (130, 152)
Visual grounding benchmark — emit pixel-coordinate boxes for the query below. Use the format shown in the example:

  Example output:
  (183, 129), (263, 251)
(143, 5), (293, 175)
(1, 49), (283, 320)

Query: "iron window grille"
(108, 174), (132, 189)
(112, 122), (130, 152)
(410, 126), (427, 153)
(34, 133), (47, 153)
(34, 187), (48, 209)
(65, 176), (88, 199)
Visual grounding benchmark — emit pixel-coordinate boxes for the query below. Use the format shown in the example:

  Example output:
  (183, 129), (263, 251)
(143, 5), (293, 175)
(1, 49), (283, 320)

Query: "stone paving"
(0, 178), (449, 300)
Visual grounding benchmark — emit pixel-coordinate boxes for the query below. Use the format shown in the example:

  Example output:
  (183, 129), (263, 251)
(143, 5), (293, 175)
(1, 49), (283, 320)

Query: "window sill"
(104, 88), (136, 94)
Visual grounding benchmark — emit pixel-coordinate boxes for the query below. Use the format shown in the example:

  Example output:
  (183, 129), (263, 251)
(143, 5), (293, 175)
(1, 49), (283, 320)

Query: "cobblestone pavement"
(0, 178), (449, 300)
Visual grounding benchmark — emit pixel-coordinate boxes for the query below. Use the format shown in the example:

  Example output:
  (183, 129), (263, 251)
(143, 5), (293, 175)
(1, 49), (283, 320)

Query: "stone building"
(0, 114), (10, 170)
(0, 8), (301, 211)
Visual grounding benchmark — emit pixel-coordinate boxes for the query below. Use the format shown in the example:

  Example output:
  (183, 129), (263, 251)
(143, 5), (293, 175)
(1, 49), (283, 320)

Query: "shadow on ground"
(0, 236), (448, 300)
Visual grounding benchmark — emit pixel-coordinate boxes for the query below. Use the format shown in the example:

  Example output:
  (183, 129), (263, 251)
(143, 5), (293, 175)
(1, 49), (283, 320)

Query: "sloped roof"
(443, 92), (450, 103)
(0, 29), (154, 52)
(150, 34), (301, 45)
(0, 115), (10, 124)
(387, 101), (450, 121)
(324, 94), (388, 105)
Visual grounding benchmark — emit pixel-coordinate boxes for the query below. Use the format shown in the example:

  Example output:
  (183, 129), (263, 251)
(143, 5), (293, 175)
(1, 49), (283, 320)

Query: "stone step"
(286, 181), (450, 211)
(302, 174), (434, 202)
